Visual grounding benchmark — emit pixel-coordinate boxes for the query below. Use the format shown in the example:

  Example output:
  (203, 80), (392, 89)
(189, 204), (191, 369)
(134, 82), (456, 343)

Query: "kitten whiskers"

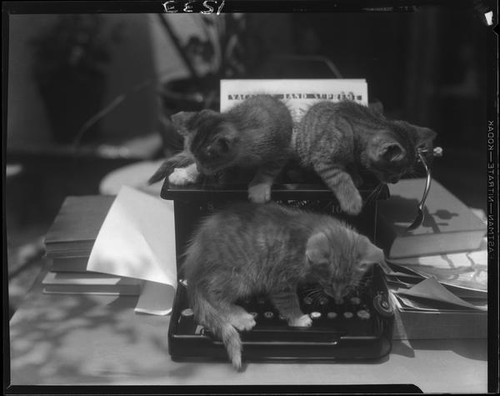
(364, 183), (384, 206)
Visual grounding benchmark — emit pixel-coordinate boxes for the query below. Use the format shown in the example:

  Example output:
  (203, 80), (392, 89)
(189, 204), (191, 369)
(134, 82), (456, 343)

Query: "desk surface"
(9, 277), (488, 393)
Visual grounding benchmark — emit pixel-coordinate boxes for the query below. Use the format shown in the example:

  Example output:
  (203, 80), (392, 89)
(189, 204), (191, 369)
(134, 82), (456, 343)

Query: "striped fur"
(182, 202), (384, 370)
(148, 151), (194, 185)
(149, 95), (294, 203)
(294, 100), (437, 215)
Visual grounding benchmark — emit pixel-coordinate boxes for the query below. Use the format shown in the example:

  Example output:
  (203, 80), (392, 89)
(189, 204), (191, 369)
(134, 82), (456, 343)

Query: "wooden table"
(8, 276), (488, 393)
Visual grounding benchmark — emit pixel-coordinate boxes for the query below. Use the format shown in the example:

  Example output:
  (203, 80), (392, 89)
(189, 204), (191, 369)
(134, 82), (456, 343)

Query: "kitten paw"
(339, 192), (363, 215)
(248, 183), (271, 203)
(231, 355), (243, 371)
(169, 167), (197, 185)
(229, 311), (256, 331)
(288, 314), (312, 328)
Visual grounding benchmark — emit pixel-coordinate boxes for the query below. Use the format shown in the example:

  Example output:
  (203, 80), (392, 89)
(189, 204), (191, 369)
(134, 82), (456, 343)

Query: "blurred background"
(5, 7), (493, 314)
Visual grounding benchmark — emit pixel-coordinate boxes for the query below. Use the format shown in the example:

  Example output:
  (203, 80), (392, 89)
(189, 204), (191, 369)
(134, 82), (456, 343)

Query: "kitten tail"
(148, 152), (194, 184)
(190, 289), (243, 371)
(221, 323), (243, 371)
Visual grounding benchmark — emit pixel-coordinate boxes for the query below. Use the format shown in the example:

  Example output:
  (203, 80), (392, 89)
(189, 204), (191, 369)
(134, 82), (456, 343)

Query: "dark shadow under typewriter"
(161, 163), (394, 363)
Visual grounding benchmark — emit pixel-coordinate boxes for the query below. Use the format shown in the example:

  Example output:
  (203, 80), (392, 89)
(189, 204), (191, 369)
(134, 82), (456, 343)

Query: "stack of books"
(385, 259), (487, 340)
(376, 178), (487, 339)
(42, 196), (143, 296)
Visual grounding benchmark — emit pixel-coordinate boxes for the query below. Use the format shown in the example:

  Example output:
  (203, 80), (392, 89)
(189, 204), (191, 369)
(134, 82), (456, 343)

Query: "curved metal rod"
(418, 151), (432, 208)
(407, 151), (432, 231)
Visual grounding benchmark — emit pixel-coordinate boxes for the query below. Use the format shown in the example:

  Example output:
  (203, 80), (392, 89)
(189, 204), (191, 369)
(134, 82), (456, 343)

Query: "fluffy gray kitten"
(182, 202), (386, 370)
(294, 100), (436, 215)
(149, 94), (294, 203)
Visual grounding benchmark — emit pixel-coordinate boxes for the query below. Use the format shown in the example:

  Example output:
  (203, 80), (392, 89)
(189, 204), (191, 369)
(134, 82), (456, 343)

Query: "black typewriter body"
(161, 169), (393, 363)
(162, 167), (390, 258)
(168, 265), (394, 362)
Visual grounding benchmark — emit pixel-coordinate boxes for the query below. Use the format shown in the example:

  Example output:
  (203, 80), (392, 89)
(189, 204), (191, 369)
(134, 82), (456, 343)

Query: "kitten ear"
(368, 100), (384, 115)
(380, 142), (405, 163)
(357, 236), (389, 273)
(171, 111), (198, 136)
(306, 232), (330, 265)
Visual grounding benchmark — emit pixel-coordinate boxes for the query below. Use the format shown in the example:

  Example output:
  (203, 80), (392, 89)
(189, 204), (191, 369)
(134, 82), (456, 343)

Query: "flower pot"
(160, 75), (220, 114)
(158, 75), (220, 154)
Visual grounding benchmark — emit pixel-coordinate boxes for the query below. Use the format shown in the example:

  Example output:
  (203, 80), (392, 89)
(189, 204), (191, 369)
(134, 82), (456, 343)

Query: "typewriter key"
(357, 309), (371, 319)
(350, 297), (361, 305)
(343, 311), (354, 319)
(264, 311), (274, 319)
(181, 308), (194, 317)
(310, 311), (321, 319)
(327, 312), (338, 319)
(194, 325), (205, 335)
(319, 296), (329, 305)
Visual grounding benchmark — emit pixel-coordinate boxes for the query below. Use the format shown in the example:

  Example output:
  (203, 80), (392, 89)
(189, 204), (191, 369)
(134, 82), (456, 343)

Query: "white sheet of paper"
(397, 277), (487, 311)
(220, 79), (368, 122)
(87, 186), (177, 314)
(134, 281), (176, 316)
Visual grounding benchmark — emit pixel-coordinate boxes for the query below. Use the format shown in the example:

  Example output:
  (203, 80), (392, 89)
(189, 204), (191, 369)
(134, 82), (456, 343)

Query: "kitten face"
(172, 110), (240, 175)
(306, 230), (384, 303)
(190, 127), (239, 175)
(367, 123), (436, 184)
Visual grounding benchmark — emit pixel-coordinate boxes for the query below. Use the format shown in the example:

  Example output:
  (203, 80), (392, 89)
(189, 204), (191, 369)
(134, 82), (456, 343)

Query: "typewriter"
(169, 264), (393, 362)
(162, 166), (389, 257)
(161, 167), (394, 363)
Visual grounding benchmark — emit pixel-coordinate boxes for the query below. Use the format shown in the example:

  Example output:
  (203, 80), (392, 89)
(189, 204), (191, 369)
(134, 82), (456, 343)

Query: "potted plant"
(154, 14), (247, 155)
(158, 14), (247, 114)
(30, 15), (121, 144)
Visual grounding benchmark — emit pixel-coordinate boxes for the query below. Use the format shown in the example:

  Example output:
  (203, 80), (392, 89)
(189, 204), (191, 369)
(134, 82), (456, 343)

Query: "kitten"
(149, 94), (294, 203)
(293, 100), (437, 215)
(182, 202), (386, 371)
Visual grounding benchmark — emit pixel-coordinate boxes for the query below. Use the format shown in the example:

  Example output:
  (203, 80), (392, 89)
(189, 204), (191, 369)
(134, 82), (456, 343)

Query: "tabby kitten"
(293, 100), (437, 215)
(149, 94), (294, 203)
(182, 202), (386, 370)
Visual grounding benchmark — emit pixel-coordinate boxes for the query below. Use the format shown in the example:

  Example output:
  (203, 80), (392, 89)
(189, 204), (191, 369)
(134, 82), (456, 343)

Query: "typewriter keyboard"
(169, 265), (393, 361)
